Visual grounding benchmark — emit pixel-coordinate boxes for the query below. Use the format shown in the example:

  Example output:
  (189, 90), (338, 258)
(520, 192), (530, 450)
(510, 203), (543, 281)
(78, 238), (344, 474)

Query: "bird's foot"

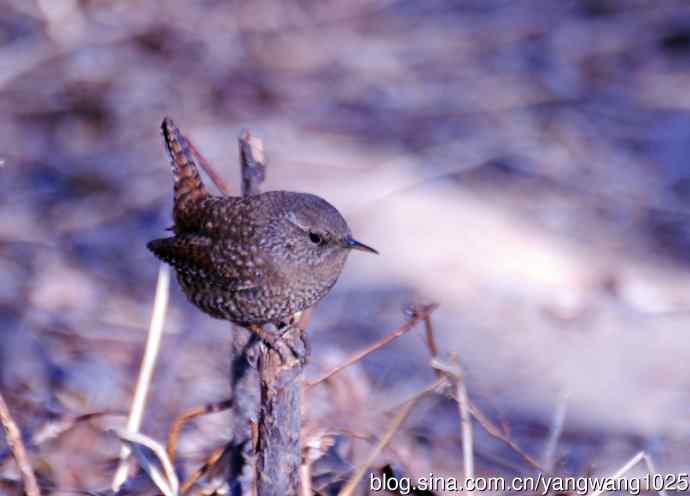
(279, 322), (310, 366)
(247, 324), (305, 367)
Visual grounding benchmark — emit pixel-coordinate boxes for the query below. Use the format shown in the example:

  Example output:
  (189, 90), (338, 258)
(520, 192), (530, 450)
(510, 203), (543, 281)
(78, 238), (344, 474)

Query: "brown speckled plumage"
(148, 118), (377, 325)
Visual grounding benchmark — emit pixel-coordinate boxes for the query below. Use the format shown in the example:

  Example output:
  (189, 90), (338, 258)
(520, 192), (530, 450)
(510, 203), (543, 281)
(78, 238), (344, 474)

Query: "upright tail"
(161, 117), (209, 223)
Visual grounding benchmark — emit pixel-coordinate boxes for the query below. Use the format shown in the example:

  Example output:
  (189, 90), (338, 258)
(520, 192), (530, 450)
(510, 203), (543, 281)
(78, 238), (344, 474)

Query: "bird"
(148, 118), (377, 338)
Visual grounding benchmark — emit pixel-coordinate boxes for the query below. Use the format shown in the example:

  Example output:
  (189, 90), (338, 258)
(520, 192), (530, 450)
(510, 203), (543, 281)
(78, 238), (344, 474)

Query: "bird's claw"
(247, 324), (306, 367)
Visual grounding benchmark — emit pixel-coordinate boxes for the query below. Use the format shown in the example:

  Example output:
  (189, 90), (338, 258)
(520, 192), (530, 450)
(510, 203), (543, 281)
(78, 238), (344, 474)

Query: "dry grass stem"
(588, 451), (668, 496)
(431, 358), (543, 471)
(467, 400), (543, 471)
(423, 314), (438, 358)
(431, 357), (474, 489)
(338, 377), (446, 496)
(0, 392), (41, 496)
(32, 411), (123, 447)
(166, 398), (233, 463)
(299, 464), (312, 496)
(423, 311), (443, 380)
(112, 263), (171, 492)
(542, 390), (569, 472)
(180, 444), (229, 494)
(187, 135), (232, 196)
(307, 303), (439, 389)
(113, 428), (179, 496)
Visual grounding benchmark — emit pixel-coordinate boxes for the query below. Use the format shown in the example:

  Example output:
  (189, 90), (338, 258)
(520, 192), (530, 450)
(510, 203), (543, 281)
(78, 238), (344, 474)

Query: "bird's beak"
(345, 237), (379, 254)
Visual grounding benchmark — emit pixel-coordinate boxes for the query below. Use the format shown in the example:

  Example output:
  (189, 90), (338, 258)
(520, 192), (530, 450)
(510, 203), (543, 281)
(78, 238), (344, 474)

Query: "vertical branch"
(237, 130), (304, 496)
(255, 330), (304, 496)
(239, 130), (266, 197)
(226, 129), (267, 493)
(227, 330), (260, 493)
(0, 392), (41, 496)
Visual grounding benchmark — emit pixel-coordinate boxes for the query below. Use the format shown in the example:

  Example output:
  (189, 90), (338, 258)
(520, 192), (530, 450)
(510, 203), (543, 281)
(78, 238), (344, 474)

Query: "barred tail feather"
(161, 117), (209, 221)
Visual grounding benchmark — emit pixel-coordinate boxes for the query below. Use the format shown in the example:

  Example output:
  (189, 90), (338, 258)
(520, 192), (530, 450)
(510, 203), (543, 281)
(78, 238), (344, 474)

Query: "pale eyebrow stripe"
(286, 211), (310, 231)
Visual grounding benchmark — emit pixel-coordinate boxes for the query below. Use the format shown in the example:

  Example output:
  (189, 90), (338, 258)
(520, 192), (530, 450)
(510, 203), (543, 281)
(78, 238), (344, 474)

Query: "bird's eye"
(308, 231), (324, 245)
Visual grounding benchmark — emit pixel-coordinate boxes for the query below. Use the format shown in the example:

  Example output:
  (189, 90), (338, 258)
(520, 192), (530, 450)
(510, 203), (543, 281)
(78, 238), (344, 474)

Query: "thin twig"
(542, 390), (568, 472)
(239, 130), (266, 197)
(300, 429), (335, 496)
(423, 311), (442, 380)
(456, 373), (474, 488)
(423, 314), (438, 358)
(180, 444), (229, 494)
(467, 401), (543, 471)
(306, 303), (439, 388)
(337, 377), (445, 496)
(112, 264), (171, 492)
(431, 357), (474, 491)
(0, 392), (41, 496)
(431, 359), (543, 471)
(187, 136), (232, 195)
(588, 451), (668, 496)
(31, 411), (124, 447)
(0, 410), (125, 465)
(166, 398), (233, 463)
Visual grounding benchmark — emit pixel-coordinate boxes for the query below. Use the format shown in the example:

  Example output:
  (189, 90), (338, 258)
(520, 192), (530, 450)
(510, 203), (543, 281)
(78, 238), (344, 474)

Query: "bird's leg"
(280, 311), (311, 365)
(280, 324), (310, 365)
(246, 324), (301, 365)
(277, 319), (310, 366)
(299, 330), (310, 364)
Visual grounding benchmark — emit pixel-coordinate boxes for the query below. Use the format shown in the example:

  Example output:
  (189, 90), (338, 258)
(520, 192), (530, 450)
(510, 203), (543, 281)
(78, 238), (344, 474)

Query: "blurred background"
(2, 0), (690, 494)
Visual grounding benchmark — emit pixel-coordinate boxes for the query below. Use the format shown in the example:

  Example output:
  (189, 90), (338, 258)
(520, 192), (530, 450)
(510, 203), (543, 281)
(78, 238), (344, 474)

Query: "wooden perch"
(256, 327), (305, 496)
(229, 130), (305, 496)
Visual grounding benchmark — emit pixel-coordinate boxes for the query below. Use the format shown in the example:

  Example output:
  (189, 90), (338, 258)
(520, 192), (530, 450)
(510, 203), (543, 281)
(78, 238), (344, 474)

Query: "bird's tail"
(161, 117), (209, 221)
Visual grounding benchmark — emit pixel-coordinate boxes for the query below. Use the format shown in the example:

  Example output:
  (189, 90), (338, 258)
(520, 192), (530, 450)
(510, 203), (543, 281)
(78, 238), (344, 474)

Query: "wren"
(148, 118), (377, 328)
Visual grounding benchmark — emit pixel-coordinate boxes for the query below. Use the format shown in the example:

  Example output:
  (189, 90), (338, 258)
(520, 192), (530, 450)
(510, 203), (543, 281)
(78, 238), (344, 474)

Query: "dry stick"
(430, 354), (544, 472)
(223, 130), (267, 495)
(589, 451), (668, 496)
(306, 303), (439, 389)
(542, 390), (568, 472)
(296, 308), (316, 496)
(187, 136), (232, 195)
(112, 264), (171, 492)
(166, 398), (233, 463)
(176, 130), (259, 493)
(256, 339), (304, 495)
(180, 444), (229, 494)
(0, 392), (41, 496)
(457, 377), (475, 486)
(185, 127), (266, 493)
(423, 311), (443, 381)
(238, 130), (266, 197)
(113, 428), (179, 496)
(423, 313), (438, 358)
(338, 377), (446, 496)
(431, 357), (475, 492)
(0, 410), (124, 465)
(239, 130), (305, 496)
(466, 401), (543, 471)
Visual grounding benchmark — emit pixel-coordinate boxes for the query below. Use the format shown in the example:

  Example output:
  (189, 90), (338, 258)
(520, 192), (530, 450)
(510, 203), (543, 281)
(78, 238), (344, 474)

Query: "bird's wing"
(147, 235), (259, 290)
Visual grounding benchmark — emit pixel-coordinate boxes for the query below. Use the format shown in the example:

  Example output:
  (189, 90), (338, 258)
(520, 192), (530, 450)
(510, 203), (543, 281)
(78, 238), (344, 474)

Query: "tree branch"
(0, 392), (41, 496)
